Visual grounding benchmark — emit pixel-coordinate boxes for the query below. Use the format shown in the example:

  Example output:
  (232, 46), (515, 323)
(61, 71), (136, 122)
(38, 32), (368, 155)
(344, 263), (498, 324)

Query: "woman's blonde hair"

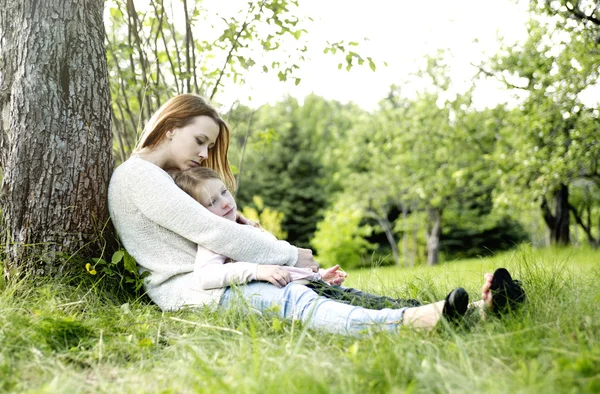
(136, 94), (236, 191)
(170, 167), (221, 204)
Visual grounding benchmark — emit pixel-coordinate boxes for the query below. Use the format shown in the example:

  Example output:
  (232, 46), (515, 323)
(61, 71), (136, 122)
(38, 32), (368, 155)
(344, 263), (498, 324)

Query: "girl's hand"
(256, 265), (292, 288)
(236, 211), (261, 228)
(321, 265), (347, 285)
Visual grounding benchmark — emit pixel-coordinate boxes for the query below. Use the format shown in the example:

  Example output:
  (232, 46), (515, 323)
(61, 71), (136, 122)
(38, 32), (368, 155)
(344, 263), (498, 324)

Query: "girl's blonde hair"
(171, 167), (222, 204)
(136, 94), (236, 191)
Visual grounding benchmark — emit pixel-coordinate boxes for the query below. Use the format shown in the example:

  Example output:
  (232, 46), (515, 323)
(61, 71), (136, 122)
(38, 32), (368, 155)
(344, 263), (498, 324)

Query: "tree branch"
(569, 202), (599, 246)
(210, 2), (260, 100)
(152, 0), (180, 94)
(565, 1), (600, 26)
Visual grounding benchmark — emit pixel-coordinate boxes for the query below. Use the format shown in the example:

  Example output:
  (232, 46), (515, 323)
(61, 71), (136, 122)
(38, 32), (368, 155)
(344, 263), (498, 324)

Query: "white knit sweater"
(107, 155), (298, 311)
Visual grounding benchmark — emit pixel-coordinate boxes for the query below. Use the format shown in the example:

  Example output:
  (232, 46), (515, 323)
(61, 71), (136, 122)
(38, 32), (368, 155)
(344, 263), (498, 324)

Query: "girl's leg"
(305, 281), (422, 309)
(220, 282), (408, 336)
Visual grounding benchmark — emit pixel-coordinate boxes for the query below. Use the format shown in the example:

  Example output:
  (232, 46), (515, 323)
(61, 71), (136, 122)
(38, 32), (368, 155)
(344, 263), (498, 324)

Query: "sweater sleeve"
(195, 247), (258, 290)
(124, 160), (298, 266)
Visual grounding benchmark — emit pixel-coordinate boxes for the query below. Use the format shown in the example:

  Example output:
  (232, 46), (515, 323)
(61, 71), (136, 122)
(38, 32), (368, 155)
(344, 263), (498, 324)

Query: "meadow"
(1, 245), (599, 393)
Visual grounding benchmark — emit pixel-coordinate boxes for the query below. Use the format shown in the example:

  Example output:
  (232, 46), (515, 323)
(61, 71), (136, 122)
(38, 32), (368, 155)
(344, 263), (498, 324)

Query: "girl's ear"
(166, 129), (175, 140)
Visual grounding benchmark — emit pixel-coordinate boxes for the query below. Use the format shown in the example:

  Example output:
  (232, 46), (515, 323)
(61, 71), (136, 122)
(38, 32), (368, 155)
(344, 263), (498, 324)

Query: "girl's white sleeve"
(195, 246), (258, 290)
(125, 161), (297, 266)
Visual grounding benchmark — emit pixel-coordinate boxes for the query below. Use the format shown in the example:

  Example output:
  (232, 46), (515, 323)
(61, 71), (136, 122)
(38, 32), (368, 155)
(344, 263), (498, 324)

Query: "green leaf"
(294, 78), (301, 86)
(368, 57), (376, 72)
(91, 258), (106, 265)
(109, 7), (122, 20)
(123, 252), (137, 274)
(111, 250), (125, 265)
(272, 317), (283, 332)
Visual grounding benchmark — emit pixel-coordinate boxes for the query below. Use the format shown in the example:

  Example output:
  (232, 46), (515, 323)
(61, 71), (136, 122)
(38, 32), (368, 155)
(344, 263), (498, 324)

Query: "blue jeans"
(219, 282), (407, 336)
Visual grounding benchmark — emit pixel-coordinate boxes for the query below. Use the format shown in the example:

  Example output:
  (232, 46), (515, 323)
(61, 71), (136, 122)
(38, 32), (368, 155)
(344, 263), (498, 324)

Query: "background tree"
(0, 0), (113, 275)
(232, 96), (356, 248)
(488, 7), (600, 246)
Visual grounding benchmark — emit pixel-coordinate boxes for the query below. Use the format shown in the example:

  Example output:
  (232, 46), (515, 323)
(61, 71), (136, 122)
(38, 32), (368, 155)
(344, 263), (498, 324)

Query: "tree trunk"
(0, 0), (113, 276)
(425, 208), (442, 266)
(541, 184), (570, 246)
(402, 204), (409, 268)
(375, 216), (400, 266)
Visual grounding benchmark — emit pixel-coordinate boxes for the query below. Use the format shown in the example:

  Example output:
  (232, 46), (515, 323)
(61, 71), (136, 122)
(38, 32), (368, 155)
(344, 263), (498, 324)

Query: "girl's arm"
(195, 246), (258, 290)
(124, 160), (297, 266)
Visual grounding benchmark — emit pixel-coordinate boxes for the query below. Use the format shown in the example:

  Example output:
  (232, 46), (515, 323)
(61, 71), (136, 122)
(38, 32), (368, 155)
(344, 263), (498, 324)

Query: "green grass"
(1, 245), (599, 393)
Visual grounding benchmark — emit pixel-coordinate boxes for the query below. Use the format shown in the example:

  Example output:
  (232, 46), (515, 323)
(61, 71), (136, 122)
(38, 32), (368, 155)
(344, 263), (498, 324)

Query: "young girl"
(171, 167), (422, 309)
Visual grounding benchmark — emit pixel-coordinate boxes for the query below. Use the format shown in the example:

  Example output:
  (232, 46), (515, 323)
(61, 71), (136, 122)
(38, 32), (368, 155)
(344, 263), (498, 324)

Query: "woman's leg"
(305, 280), (422, 309)
(220, 281), (408, 336)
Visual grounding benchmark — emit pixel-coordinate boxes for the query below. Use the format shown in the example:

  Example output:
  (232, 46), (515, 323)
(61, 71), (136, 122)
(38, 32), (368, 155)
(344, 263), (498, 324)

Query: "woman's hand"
(321, 264), (348, 285)
(236, 211), (261, 228)
(256, 265), (292, 288)
(296, 248), (319, 272)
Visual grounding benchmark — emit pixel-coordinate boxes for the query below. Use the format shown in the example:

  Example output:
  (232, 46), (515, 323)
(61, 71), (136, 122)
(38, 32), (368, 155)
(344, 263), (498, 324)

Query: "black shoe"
(490, 268), (526, 316)
(442, 287), (469, 321)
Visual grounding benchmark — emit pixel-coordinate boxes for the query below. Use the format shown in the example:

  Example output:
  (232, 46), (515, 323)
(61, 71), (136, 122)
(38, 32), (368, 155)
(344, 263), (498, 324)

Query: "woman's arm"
(124, 160), (297, 266)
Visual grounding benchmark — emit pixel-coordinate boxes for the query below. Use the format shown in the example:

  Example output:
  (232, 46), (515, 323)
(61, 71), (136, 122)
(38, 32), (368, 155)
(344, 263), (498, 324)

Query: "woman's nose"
(198, 146), (208, 159)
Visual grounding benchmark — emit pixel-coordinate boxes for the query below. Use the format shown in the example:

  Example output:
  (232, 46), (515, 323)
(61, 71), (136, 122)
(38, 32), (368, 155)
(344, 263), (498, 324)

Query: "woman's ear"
(166, 129), (175, 140)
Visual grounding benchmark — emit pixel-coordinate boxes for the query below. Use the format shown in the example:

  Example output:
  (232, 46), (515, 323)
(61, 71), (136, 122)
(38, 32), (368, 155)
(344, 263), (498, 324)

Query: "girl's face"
(197, 178), (237, 221)
(166, 116), (220, 170)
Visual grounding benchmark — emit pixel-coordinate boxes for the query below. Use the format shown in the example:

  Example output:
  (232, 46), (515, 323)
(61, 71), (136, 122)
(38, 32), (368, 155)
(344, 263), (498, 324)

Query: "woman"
(108, 94), (524, 335)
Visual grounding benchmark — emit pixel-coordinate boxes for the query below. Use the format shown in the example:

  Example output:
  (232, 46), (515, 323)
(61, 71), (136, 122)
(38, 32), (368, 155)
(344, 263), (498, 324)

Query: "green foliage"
(231, 96), (358, 248)
(311, 200), (376, 269)
(86, 248), (148, 295)
(241, 196), (288, 240)
(441, 214), (529, 259)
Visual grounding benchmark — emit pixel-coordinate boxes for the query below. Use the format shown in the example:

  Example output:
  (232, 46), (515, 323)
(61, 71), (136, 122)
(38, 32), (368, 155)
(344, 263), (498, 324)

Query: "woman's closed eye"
(196, 138), (215, 149)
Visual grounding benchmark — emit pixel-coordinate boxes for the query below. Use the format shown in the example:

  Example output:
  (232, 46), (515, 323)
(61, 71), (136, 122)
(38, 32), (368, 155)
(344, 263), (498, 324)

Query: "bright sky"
(209, 0), (532, 111)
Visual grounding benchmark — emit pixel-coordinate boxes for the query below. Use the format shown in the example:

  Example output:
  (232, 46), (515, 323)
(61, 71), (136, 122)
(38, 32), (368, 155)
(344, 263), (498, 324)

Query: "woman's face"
(167, 116), (220, 170)
(197, 178), (237, 221)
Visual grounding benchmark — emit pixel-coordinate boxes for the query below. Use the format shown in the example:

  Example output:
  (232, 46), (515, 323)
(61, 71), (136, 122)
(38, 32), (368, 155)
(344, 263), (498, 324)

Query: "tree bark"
(541, 184), (570, 246)
(0, 0), (113, 276)
(425, 207), (442, 266)
(402, 204), (409, 268)
(375, 216), (400, 266)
